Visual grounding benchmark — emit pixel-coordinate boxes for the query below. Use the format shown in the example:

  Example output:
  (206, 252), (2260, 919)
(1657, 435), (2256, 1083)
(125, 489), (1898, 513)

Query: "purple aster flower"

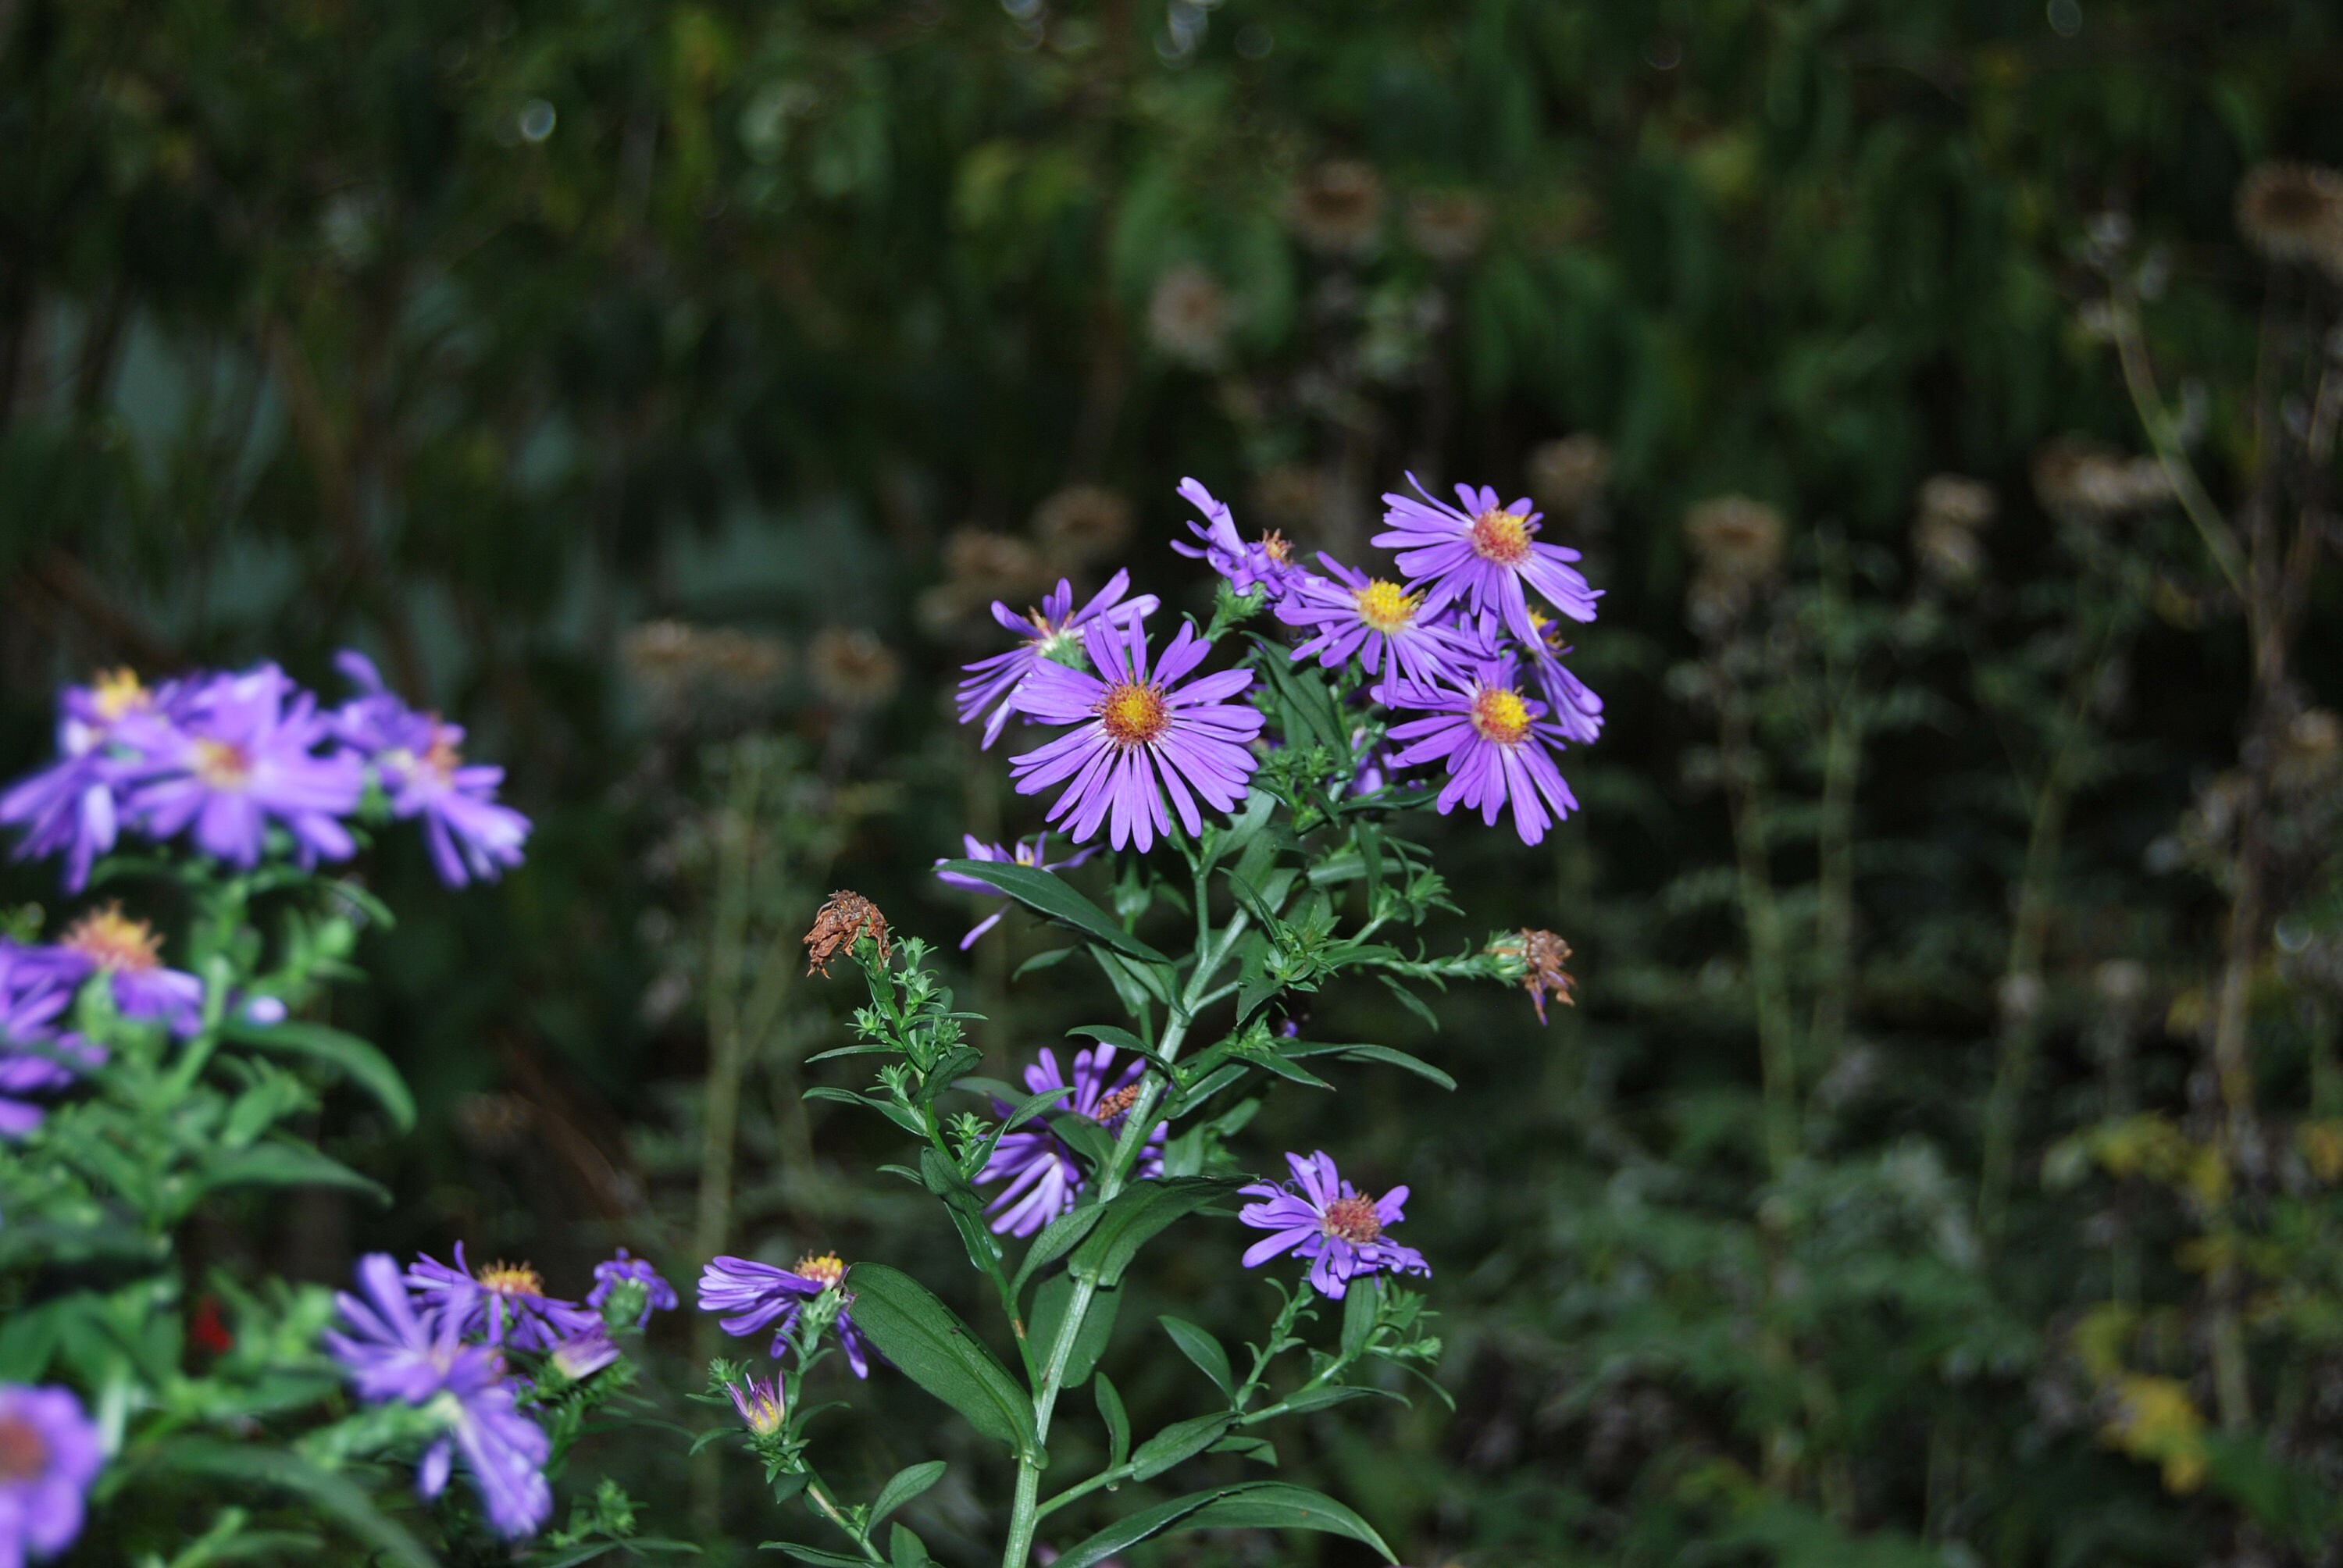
(1454, 610), (1603, 746)
(726, 1372), (786, 1436)
(122, 664), (363, 870)
(323, 1254), (551, 1541)
(586, 1248), (677, 1330)
(1382, 660), (1580, 846)
(13, 905), (204, 1036)
(1275, 554), (1470, 687)
(1237, 1149), (1428, 1300)
(405, 1245), (598, 1352)
(1172, 479), (1304, 600)
(547, 1327), (621, 1383)
(0, 1383), (104, 1566)
(1008, 619), (1264, 853)
(955, 574), (1160, 749)
(1373, 475), (1598, 649)
(0, 943), (98, 1140)
(697, 1251), (873, 1377)
(334, 653), (530, 887)
(933, 834), (1097, 949)
(0, 669), (173, 894)
(975, 1044), (1165, 1238)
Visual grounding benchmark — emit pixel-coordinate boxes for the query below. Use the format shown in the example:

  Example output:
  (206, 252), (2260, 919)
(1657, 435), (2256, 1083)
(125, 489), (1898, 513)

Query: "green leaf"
(1030, 1277), (1121, 1389)
(1157, 1315), (1235, 1399)
(934, 859), (1170, 964)
(1095, 1374), (1131, 1469)
(1129, 1412), (1237, 1481)
(1067, 1178), (1235, 1288)
(843, 1265), (1040, 1459)
(1050, 1481), (1396, 1568)
(220, 1019), (415, 1131)
(1046, 1112), (1121, 1173)
(968, 1085), (1075, 1174)
(1282, 1042), (1456, 1090)
(1275, 1384), (1404, 1415)
(1342, 1276), (1381, 1358)
(1011, 1203), (1108, 1298)
(804, 1085), (927, 1138)
(868, 1460), (947, 1531)
(1375, 975), (1441, 1032)
(198, 1142), (389, 1205)
(760, 1545), (868, 1566)
(1089, 946), (1175, 1012)
(1012, 946), (1079, 978)
(130, 1438), (434, 1568)
(889, 1523), (932, 1568)
(1211, 1434), (1278, 1466)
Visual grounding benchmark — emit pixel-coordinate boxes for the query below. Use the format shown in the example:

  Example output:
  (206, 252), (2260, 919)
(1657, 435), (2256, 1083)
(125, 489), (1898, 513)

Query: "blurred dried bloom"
(2093, 960), (2149, 1013)
(2274, 707), (2343, 796)
(621, 620), (791, 724)
(2031, 437), (2170, 524)
(807, 627), (900, 711)
(943, 527), (1051, 602)
(1489, 928), (1575, 1024)
(1685, 495), (1787, 582)
(1250, 463), (1328, 532)
(1146, 265), (1232, 368)
(1032, 485), (1132, 566)
(1404, 190), (1489, 263)
(453, 1092), (534, 1154)
(1527, 434), (1611, 518)
(1913, 473), (1995, 590)
(1287, 160), (1384, 256)
(804, 890), (889, 977)
(2235, 162), (2343, 271)
(1997, 972), (2045, 1028)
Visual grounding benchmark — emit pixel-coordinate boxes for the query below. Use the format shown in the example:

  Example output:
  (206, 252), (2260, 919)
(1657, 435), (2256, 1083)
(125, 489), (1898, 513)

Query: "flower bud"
(727, 1374), (786, 1437)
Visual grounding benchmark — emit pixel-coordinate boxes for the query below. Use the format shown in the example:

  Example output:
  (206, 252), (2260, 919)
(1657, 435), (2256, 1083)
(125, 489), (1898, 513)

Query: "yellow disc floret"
(794, 1251), (847, 1288)
(1098, 682), (1169, 746)
(476, 1261), (545, 1297)
(62, 903), (163, 974)
(91, 668), (148, 722)
(1354, 579), (1419, 633)
(1468, 508), (1533, 565)
(1321, 1192), (1385, 1244)
(1471, 686), (1532, 745)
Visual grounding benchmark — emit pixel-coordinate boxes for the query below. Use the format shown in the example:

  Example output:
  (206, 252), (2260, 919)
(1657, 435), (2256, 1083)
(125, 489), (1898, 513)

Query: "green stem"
(803, 1470), (888, 1564)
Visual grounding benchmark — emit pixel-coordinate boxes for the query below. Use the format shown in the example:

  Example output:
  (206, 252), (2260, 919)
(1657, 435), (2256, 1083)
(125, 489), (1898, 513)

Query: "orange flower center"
(92, 668), (148, 722)
(194, 739), (252, 788)
(476, 1261), (544, 1297)
(1099, 682), (1169, 746)
(1321, 1193), (1384, 1245)
(421, 725), (462, 782)
(0, 1415), (47, 1481)
(1093, 1084), (1143, 1125)
(1354, 579), (1419, 634)
(795, 1251), (846, 1288)
(1471, 686), (1532, 745)
(1259, 530), (1293, 564)
(1468, 508), (1533, 565)
(63, 904), (163, 974)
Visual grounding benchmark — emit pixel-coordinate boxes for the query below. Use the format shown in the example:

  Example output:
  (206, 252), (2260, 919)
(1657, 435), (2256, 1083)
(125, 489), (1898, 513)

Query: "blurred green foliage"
(7, 0), (2343, 1562)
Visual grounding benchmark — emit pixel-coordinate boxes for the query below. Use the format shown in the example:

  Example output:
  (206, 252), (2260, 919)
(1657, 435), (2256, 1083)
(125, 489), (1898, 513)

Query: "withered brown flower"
(1492, 928), (1577, 1024)
(804, 890), (890, 977)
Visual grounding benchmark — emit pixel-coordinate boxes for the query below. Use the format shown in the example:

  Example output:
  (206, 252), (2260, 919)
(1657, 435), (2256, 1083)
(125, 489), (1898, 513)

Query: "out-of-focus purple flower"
(1374, 475), (1598, 649)
(0, 1382), (104, 1565)
(547, 1327), (621, 1382)
(933, 835), (1097, 949)
(406, 1244), (598, 1352)
(726, 1372), (786, 1436)
(0, 943), (98, 1139)
(15, 906), (204, 1036)
(324, 1254), (551, 1541)
(123, 665), (362, 871)
(0, 669), (169, 893)
(1382, 661), (1580, 846)
(955, 574), (1159, 749)
(1009, 619), (1264, 853)
(975, 1044), (1164, 1238)
(1237, 1149), (1428, 1299)
(586, 1248), (677, 1330)
(1275, 554), (1469, 688)
(697, 1252), (873, 1377)
(1172, 479), (1304, 600)
(333, 653), (530, 887)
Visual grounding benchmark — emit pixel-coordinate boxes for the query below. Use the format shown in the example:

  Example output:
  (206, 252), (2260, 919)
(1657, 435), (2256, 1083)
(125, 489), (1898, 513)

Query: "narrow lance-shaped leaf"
(935, 859), (1171, 964)
(1050, 1481), (1396, 1568)
(843, 1264), (1041, 1461)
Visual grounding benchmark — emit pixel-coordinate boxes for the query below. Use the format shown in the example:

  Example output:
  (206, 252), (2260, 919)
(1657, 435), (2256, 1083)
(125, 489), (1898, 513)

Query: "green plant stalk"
(1807, 562), (1863, 1077)
(1720, 690), (1799, 1178)
(996, 897), (1253, 1568)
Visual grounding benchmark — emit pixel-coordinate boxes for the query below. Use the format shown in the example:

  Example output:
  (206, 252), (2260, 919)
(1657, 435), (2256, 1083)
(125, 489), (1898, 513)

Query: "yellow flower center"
(1471, 686), (1532, 745)
(193, 739), (252, 789)
(421, 725), (462, 782)
(1259, 530), (1293, 564)
(1098, 682), (1169, 746)
(736, 1380), (787, 1435)
(475, 1261), (544, 1297)
(63, 904), (163, 974)
(795, 1251), (846, 1288)
(92, 668), (148, 722)
(1321, 1193), (1384, 1245)
(0, 1414), (48, 1481)
(1468, 508), (1533, 565)
(1353, 579), (1419, 634)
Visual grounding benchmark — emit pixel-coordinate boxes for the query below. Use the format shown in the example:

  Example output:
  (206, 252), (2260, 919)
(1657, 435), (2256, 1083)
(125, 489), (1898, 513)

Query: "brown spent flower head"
(1288, 159), (1385, 256)
(804, 890), (890, 977)
(1146, 264), (1233, 368)
(621, 620), (791, 721)
(1490, 928), (1576, 1024)
(2031, 436), (2170, 525)
(1684, 495), (1788, 583)
(2235, 162), (2343, 270)
(1527, 434), (1611, 517)
(1250, 462), (1329, 531)
(1912, 476), (1995, 590)
(2274, 707), (2343, 797)
(1032, 485), (1133, 566)
(943, 527), (1052, 601)
(808, 628), (900, 712)
(1405, 190), (1489, 263)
